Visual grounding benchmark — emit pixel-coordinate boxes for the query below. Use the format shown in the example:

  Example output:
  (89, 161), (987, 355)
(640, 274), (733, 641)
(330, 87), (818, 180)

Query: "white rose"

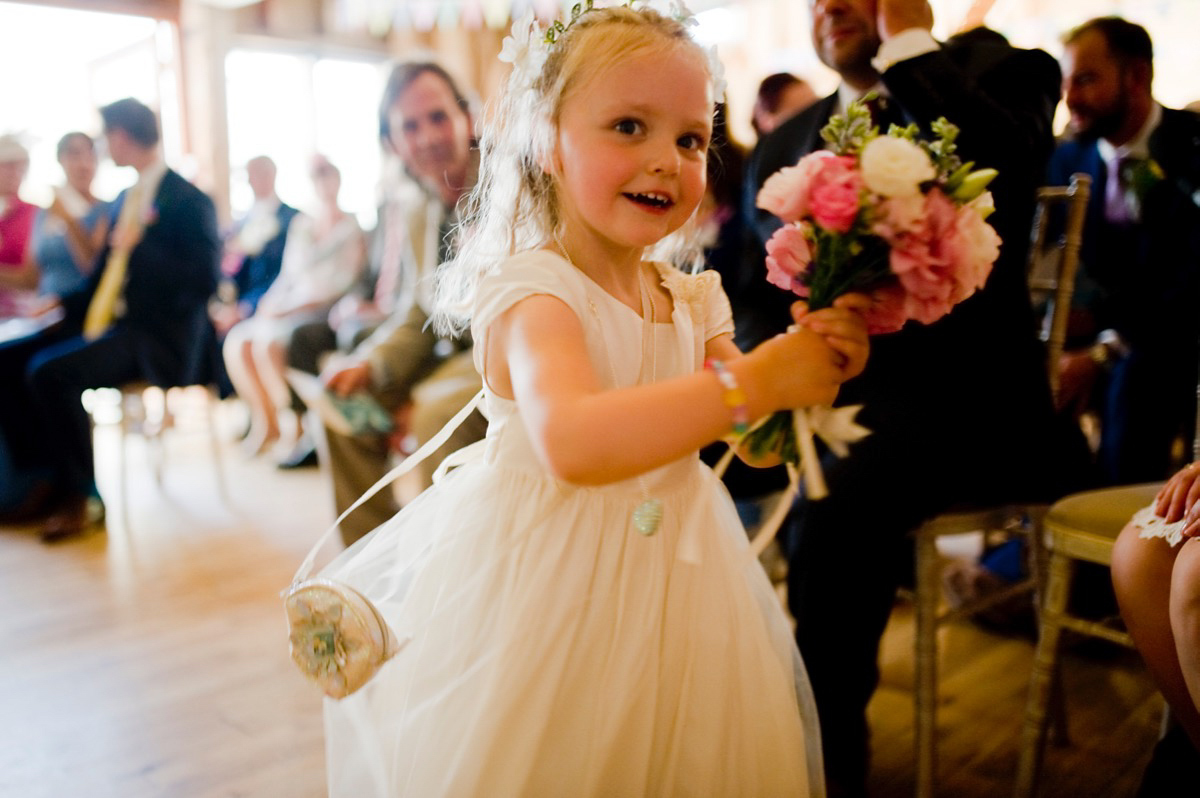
(860, 136), (936, 198)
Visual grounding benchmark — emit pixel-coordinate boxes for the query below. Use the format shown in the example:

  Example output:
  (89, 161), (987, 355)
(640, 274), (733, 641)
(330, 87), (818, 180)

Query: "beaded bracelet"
(704, 358), (749, 436)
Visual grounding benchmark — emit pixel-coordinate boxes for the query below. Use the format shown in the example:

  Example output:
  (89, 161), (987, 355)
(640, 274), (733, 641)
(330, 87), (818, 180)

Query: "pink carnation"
(944, 202), (1000, 302)
(764, 223), (813, 297)
(756, 151), (838, 224)
(808, 156), (863, 234)
(871, 194), (926, 240)
(885, 189), (959, 324)
(879, 188), (999, 323)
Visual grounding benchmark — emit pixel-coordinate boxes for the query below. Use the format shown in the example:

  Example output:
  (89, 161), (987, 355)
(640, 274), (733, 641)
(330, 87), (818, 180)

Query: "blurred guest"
(0, 135), (37, 315)
(0, 97), (220, 540)
(741, 3), (1065, 792)
(305, 60), (484, 546)
(210, 155), (298, 339)
(1049, 16), (1200, 486)
(222, 154), (364, 457)
(30, 132), (110, 299)
(751, 72), (818, 137)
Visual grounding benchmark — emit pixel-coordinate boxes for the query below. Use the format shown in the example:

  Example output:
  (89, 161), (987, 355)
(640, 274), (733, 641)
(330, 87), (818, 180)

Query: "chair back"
(1026, 173), (1091, 402)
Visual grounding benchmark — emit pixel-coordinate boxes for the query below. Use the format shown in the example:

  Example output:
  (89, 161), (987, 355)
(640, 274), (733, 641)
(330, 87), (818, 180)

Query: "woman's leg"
(224, 321), (279, 454)
(1169, 538), (1200, 749)
(1112, 522), (1200, 744)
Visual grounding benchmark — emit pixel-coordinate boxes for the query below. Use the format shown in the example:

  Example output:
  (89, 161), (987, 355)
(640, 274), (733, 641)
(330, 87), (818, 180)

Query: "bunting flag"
(409, 0), (438, 30)
(482, 0), (510, 28)
(436, 0), (460, 28)
(332, 0), (580, 34)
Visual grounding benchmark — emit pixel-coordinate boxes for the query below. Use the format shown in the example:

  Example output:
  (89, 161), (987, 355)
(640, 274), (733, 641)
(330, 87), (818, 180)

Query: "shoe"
(1136, 721), (1200, 797)
(86, 495), (107, 526)
(0, 481), (54, 526)
(40, 494), (97, 543)
(240, 426), (280, 457)
(277, 439), (318, 470)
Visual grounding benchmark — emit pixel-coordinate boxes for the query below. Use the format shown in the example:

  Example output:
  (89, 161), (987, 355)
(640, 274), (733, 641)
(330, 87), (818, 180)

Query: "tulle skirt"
(320, 458), (824, 797)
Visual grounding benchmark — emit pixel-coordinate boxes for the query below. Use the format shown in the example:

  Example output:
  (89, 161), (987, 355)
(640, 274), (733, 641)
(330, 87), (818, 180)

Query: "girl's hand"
(791, 293), (871, 381)
(1155, 464), (1200, 524)
(743, 325), (843, 410)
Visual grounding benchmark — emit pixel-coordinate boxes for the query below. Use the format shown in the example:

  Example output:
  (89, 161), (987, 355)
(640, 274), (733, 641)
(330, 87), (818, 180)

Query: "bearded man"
(1049, 16), (1200, 486)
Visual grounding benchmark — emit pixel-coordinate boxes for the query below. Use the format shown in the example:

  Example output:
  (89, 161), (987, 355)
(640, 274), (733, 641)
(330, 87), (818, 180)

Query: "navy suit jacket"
(1047, 107), (1200, 360)
(232, 201), (299, 314)
(61, 168), (221, 387)
(740, 29), (1070, 501)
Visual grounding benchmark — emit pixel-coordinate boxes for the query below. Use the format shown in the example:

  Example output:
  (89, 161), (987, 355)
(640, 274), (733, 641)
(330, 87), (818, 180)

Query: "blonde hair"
(433, 5), (714, 335)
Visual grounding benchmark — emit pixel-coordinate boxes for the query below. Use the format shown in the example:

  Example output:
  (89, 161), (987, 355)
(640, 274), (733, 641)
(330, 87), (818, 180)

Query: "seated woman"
(0, 135), (38, 316)
(1112, 464), (1200, 790)
(222, 155), (365, 456)
(32, 132), (110, 298)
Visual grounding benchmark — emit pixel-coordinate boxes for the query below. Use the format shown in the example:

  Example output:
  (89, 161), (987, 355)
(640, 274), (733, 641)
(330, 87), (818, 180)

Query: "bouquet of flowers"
(743, 95), (1001, 503)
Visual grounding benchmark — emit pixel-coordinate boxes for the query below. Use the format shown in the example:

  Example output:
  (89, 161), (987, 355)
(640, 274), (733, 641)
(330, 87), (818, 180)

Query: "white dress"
(319, 250), (823, 797)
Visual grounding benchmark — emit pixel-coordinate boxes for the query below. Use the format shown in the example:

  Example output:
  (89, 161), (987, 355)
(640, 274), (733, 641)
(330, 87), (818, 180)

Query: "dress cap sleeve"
(660, 266), (734, 343)
(470, 250), (588, 377)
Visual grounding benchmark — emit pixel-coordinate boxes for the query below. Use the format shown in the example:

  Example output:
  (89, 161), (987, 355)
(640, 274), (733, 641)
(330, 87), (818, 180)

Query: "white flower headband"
(498, 0), (727, 104)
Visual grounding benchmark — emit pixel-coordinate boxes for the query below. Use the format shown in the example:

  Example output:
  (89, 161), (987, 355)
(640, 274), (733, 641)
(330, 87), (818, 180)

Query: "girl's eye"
(614, 119), (643, 135)
(678, 133), (708, 152)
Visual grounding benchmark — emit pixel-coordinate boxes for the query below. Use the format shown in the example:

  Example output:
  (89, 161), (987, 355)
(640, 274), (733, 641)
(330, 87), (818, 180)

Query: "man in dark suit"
(740, 2), (1067, 793)
(1049, 16), (1200, 487)
(0, 98), (220, 539)
(215, 155), (298, 331)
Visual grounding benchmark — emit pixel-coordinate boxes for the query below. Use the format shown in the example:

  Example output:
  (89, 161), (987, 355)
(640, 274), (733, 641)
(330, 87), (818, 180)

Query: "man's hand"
(877, 0), (933, 39)
(1055, 351), (1101, 417)
(30, 295), (63, 318)
(323, 360), (371, 398)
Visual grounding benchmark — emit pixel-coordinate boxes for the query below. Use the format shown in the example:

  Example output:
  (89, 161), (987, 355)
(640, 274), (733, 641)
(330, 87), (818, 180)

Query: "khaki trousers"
(320, 349), (485, 546)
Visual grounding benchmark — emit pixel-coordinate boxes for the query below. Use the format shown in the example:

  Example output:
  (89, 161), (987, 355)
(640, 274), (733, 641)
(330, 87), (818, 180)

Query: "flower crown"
(498, 0), (726, 104)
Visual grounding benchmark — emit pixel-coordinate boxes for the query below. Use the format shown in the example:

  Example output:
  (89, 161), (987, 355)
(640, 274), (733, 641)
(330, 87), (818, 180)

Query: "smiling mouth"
(624, 192), (674, 210)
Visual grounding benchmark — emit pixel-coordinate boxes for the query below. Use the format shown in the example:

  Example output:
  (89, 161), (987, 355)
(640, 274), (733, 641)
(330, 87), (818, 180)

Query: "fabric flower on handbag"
(285, 578), (403, 699)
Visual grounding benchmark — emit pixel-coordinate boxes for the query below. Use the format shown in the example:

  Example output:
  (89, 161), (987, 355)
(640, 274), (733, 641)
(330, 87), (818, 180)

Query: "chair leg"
(204, 386), (229, 505)
(142, 386), (166, 485)
(1015, 551), (1074, 798)
(915, 528), (939, 798)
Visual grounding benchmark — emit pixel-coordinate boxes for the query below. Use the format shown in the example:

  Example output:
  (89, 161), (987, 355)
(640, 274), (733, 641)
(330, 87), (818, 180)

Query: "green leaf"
(951, 168), (998, 202)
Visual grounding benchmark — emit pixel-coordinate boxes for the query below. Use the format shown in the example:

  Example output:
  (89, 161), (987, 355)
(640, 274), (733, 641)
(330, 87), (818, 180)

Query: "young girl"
(309, 6), (868, 795)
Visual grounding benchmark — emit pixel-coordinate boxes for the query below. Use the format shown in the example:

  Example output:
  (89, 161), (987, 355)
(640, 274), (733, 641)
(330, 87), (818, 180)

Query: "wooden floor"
(0, 390), (1163, 797)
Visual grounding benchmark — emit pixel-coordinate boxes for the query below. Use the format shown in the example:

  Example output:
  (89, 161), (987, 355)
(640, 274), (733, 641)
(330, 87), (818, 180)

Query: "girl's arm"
(486, 294), (847, 485)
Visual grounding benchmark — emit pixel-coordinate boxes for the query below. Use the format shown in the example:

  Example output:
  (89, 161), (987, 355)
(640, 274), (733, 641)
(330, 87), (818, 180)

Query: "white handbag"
(284, 390), (483, 698)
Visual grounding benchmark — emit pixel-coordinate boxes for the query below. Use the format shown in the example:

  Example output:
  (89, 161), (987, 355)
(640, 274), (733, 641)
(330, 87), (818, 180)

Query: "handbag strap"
(290, 388), (484, 584)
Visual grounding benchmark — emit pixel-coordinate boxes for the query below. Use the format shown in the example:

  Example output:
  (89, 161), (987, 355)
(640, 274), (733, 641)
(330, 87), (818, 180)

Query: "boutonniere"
(141, 203), (159, 228)
(1120, 157), (1164, 220)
